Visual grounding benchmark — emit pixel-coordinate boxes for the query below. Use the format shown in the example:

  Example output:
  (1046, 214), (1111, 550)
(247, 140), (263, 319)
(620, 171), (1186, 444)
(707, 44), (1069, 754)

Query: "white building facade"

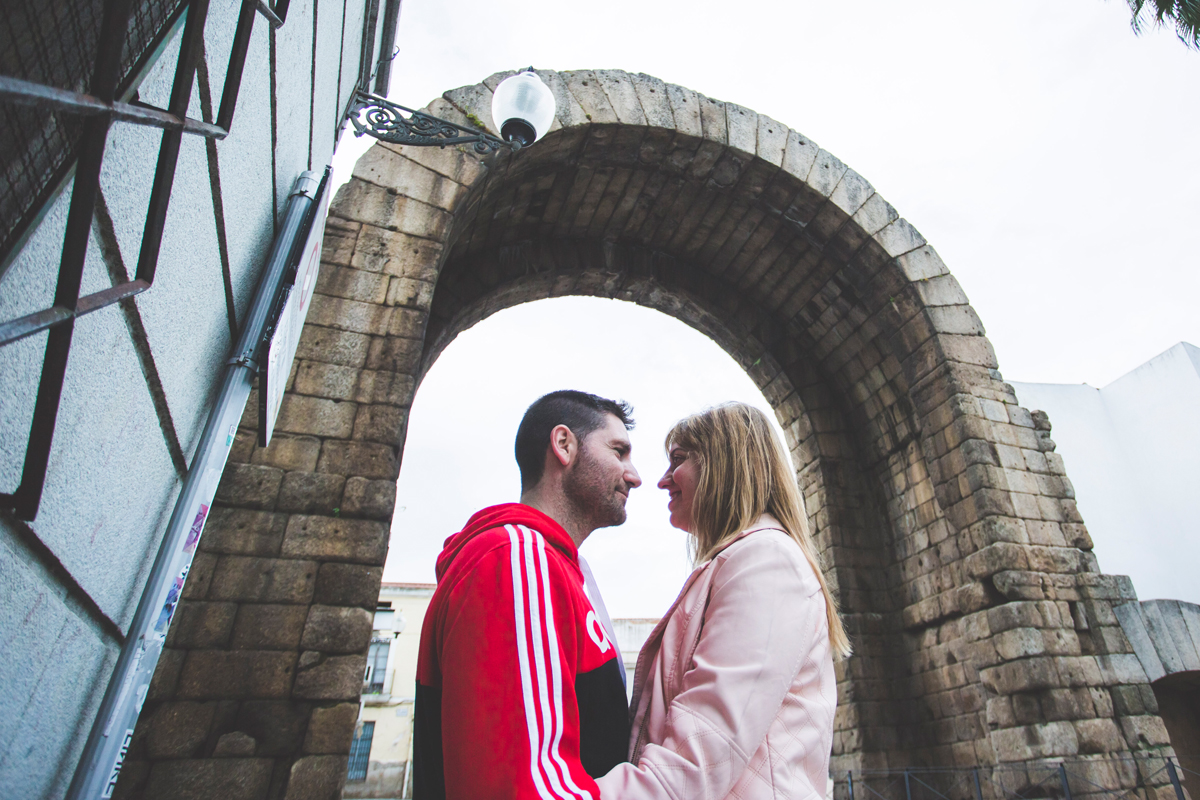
(1011, 342), (1200, 605)
(0, 1), (398, 796)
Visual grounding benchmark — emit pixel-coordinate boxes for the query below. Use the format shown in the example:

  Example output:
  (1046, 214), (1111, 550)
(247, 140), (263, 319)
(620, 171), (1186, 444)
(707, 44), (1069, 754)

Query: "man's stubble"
(562, 442), (628, 531)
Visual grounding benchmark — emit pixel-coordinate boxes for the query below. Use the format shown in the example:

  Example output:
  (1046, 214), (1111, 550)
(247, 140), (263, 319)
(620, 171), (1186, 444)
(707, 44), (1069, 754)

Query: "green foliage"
(464, 112), (487, 131)
(1126, 0), (1200, 49)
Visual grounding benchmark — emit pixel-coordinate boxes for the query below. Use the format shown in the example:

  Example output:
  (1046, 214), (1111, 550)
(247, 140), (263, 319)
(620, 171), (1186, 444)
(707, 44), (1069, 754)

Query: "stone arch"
(120, 70), (1177, 800)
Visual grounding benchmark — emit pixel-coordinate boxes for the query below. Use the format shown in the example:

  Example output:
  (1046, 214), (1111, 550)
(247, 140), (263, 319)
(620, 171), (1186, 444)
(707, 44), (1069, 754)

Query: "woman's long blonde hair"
(667, 402), (852, 660)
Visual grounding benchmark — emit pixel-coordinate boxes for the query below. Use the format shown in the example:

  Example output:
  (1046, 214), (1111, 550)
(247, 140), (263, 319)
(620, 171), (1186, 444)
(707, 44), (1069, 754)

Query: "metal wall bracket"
(347, 89), (514, 153)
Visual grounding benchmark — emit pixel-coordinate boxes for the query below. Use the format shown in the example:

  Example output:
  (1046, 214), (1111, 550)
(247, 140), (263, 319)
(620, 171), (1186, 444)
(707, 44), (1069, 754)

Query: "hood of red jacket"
(434, 503), (579, 581)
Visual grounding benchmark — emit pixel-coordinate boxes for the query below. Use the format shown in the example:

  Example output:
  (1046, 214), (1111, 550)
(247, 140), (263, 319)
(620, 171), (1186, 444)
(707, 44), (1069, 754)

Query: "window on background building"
(365, 640), (390, 693)
(347, 721), (375, 782)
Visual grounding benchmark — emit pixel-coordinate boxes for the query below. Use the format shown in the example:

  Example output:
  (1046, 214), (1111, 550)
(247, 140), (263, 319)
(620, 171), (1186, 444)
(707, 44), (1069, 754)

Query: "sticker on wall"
(153, 563), (190, 635)
(184, 504), (209, 554)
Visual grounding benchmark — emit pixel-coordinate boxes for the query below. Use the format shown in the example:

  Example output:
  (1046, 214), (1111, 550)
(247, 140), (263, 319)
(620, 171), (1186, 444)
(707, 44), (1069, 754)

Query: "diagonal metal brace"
(347, 90), (515, 153)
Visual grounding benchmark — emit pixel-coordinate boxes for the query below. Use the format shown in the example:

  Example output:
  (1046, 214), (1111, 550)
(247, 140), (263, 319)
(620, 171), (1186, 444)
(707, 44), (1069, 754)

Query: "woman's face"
(658, 444), (699, 533)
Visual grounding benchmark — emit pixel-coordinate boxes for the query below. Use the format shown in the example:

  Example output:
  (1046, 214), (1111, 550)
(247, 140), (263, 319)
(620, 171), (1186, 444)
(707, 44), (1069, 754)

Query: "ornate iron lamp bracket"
(348, 90), (513, 153)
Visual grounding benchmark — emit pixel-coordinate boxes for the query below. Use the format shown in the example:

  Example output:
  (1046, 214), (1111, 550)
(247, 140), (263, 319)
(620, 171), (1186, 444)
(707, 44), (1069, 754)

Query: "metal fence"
(840, 755), (1196, 800)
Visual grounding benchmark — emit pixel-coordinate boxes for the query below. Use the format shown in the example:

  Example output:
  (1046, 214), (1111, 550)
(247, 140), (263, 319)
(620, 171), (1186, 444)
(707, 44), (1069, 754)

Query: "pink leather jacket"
(596, 519), (836, 800)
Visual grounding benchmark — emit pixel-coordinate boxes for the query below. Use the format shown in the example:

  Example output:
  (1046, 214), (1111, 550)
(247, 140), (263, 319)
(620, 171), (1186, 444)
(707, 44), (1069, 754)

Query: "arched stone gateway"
(119, 70), (1177, 800)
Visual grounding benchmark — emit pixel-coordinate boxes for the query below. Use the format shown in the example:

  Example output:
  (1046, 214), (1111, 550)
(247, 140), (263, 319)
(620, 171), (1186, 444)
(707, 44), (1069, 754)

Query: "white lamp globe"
(491, 70), (556, 148)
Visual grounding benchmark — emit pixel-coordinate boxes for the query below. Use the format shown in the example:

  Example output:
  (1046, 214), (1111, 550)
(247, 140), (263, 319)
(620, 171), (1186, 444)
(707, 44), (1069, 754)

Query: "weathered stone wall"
(119, 70), (1175, 800)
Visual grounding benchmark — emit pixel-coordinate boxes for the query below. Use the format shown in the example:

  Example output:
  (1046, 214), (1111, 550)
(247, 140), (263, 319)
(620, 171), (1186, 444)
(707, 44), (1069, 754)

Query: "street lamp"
(348, 68), (556, 152)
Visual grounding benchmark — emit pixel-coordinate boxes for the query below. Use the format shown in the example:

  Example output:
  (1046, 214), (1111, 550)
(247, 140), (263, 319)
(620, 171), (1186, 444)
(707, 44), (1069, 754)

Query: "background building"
(1011, 342), (1200, 606)
(343, 583), (433, 800)
(0, 0), (398, 796)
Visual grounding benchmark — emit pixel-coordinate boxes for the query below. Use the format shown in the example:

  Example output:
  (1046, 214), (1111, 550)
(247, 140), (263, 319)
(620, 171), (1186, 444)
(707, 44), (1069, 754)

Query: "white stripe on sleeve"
(529, 527), (593, 800)
(507, 525), (557, 800)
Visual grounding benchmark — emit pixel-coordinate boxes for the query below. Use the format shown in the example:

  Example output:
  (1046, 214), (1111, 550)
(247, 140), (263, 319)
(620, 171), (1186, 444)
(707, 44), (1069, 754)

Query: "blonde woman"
(597, 402), (851, 800)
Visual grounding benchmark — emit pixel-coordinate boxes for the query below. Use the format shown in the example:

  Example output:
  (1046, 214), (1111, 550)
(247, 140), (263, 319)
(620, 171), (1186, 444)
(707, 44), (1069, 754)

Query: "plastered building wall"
(0, 1), (379, 796)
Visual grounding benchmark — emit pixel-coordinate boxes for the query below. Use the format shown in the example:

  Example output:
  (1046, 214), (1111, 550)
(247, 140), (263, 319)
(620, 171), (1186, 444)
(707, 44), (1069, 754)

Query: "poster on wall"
(259, 166), (332, 446)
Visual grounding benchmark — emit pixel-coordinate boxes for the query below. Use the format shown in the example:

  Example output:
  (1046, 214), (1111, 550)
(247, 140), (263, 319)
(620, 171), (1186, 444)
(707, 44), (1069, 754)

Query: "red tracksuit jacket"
(413, 504), (629, 800)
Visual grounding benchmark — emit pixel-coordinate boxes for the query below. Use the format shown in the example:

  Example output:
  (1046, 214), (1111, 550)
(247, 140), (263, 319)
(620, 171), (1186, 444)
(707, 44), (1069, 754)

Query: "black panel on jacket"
(576, 657), (631, 778)
(413, 681), (445, 800)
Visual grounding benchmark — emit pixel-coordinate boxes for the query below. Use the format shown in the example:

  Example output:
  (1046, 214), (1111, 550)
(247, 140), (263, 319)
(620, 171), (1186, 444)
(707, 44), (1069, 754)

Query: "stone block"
(301, 605), (374, 653)
(213, 732), (257, 757)
(724, 102), (758, 155)
(386, 307), (427, 339)
(304, 703), (359, 754)
(144, 701), (216, 758)
(313, 562), (384, 609)
(251, 434), (323, 472)
(230, 604), (310, 650)
(995, 628), (1047, 660)
(664, 82), (702, 137)
(277, 472), (346, 515)
(208, 556), (318, 604)
(354, 369), (415, 407)
(144, 759), (273, 800)
(274, 394), (357, 439)
(200, 507), (288, 556)
(307, 293), (392, 336)
(316, 440), (399, 480)
(1118, 714), (1170, 747)
(283, 754), (348, 800)
(913, 274), (970, 307)
(1074, 718), (1124, 753)
(830, 168), (874, 217)
(980, 657), (1060, 694)
(563, 70), (618, 124)
(293, 653), (367, 700)
(631, 73), (674, 129)
(851, 191), (898, 237)
(215, 464), (283, 511)
(181, 556), (217, 606)
(233, 700), (312, 757)
(293, 361), (360, 402)
(385, 276), (434, 310)
(149, 648), (186, 701)
(296, 324), (371, 368)
(320, 217), (358, 266)
(991, 721), (1079, 760)
(351, 146), (465, 210)
(595, 70), (647, 126)
(314, 263), (390, 305)
(229, 428), (256, 464)
(350, 224), (441, 281)
(380, 135), (488, 184)
(365, 334), (422, 373)
(282, 514), (389, 564)
(332, 179), (452, 239)
(177, 650), (297, 699)
(166, 601), (236, 648)
(340, 477), (396, 520)
(352, 404), (407, 446)
(697, 94), (727, 145)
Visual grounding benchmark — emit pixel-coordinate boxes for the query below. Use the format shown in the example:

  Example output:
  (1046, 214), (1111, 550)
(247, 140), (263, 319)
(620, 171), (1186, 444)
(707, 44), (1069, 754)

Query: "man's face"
(563, 413), (642, 529)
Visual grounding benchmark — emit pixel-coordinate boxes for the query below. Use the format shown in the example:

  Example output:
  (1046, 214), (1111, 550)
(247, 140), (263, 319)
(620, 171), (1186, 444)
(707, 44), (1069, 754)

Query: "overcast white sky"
(329, 0), (1199, 617)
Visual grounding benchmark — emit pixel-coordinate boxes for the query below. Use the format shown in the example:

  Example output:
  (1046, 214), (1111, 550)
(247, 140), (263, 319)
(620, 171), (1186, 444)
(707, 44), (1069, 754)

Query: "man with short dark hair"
(413, 390), (641, 800)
